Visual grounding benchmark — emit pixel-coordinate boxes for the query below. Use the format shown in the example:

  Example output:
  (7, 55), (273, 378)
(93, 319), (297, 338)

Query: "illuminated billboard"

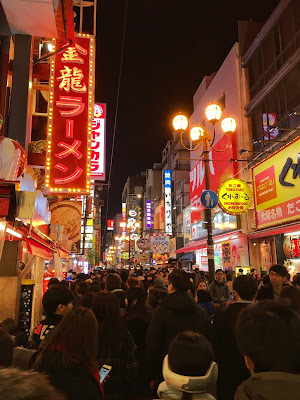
(45, 34), (95, 194)
(164, 170), (172, 234)
(91, 103), (106, 180)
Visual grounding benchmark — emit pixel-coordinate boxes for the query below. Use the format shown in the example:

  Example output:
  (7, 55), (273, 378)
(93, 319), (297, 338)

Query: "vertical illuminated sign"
(107, 219), (114, 230)
(45, 34), (95, 194)
(146, 200), (152, 228)
(122, 202), (126, 234)
(164, 170), (172, 234)
(91, 103), (106, 180)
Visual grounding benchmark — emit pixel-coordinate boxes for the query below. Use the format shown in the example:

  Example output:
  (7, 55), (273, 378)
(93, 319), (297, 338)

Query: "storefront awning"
(248, 222), (300, 240)
(178, 253), (196, 262)
(26, 237), (53, 260)
(58, 247), (70, 259)
(175, 230), (241, 254)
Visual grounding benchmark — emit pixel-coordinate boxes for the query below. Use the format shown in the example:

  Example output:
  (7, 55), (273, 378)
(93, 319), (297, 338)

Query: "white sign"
(151, 233), (170, 254)
(164, 170), (172, 234)
(136, 238), (151, 250)
(91, 103), (106, 180)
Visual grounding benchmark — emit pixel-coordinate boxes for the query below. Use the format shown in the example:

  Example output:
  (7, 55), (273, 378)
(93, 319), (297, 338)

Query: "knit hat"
(105, 274), (122, 291)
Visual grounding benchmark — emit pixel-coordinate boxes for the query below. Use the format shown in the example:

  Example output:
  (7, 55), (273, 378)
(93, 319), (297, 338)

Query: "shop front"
(250, 137), (300, 276)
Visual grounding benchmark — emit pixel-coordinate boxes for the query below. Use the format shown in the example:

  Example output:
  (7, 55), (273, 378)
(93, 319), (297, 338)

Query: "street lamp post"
(173, 105), (236, 283)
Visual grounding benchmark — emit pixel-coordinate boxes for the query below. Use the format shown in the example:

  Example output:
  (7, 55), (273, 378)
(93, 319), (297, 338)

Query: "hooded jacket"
(146, 291), (210, 380)
(157, 355), (217, 400)
(208, 281), (231, 309)
(32, 314), (63, 349)
(234, 371), (300, 400)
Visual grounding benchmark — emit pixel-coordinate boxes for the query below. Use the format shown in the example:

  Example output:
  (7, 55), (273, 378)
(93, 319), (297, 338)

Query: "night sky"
(95, 0), (279, 218)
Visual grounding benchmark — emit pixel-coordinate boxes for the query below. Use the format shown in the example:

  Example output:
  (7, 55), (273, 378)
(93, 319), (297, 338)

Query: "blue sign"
(164, 170), (171, 188)
(200, 190), (218, 209)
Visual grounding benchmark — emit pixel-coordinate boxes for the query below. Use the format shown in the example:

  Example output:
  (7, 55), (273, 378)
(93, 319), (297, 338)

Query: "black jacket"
(35, 348), (102, 400)
(146, 291), (211, 380)
(256, 283), (289, 301)
(32, 314), (63, 349)
(213, 302), (253, 400)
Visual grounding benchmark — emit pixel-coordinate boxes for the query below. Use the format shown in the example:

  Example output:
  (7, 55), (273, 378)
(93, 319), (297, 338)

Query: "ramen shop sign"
(45, 34), (95, 194)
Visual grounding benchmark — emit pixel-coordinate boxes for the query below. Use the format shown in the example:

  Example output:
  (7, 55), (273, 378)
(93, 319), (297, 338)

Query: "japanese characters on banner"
(189, 135), (236, 224)
(150, 233), (170, 254)
(164, 170), (172, 234)
(146, 201), (152, 228)
(45, 34), (95, 194)
(91, 103), (106, 180)
(218, 178), (252, 215)
(122, 203), (126, 234)
(252, 137), (300, 229)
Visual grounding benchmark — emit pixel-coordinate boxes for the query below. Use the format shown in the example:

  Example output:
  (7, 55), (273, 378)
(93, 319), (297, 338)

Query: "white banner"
(151, 233), (169, 254)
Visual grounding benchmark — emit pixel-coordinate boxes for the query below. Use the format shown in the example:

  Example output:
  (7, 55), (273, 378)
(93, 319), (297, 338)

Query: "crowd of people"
(1, 264), (300, 400)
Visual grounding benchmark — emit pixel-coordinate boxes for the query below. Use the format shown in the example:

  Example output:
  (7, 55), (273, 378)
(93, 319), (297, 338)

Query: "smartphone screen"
(99, 365), (111, 384)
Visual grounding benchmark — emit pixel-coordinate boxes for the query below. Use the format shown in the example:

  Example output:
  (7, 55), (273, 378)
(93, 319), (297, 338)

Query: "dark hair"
(59, 280), (69, 288)
(0, 328), (13, 366)
(197, 279), (208, 289)
(71, 271), (77, 276)
(262, 275), (270, 285)
(188, 281), (196, 297)
(42, 286), (73, 316)
(236, 300), (300, 373)
(280, 286), (300, 315)
(47, 278), (59, 289)
(238, 268), (244, 273)
(168, 270), (190, 292)
(78, 293), (95, 309)
(293, 273), (300, 287)
(105, 274), (122, 291)
(233, 275), (257, 301)
(119, 269), (129, 282)
(197, 290), (212, 303)
(92, 291), (122, 358)
(251, 269), (256, 273)
(148, 287), (168, 309)
(0, 368), (65, 400)
(127, 277), (140, 288)
(215, 269), (224, 274)
(125, 286), (147, 313)
(226, 273), (233, 281)
(269, 264), (288, 277)
(89, 282), (102, 294)
(168, 331), (214, 376)
(75, 281), (90, 296)
(39, 307), (98, 371)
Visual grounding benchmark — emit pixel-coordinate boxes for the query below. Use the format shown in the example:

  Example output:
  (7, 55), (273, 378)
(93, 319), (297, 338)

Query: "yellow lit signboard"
(252, 137), (300, 229)
(218, 178), (252, 215)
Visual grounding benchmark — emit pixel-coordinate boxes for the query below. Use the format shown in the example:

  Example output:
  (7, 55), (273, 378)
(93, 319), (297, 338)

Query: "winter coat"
(146, 291), (211, 381)
(234, 371), (300, 400)
(197, 291), (215, 317)
(213, 302), (253, 400)
(35, 347), (103, 400)
(256, 283), (289, 301)
(157, 355), (217, 400)
(112, 288), (126, 310)
(208, 281), (231, 309)
(32, 314), (63, 349)
(148, 287), (168, 309)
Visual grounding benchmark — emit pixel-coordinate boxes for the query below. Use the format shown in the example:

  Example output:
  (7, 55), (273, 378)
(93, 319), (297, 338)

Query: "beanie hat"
(269, 264), (288, 277)
(105, 274), (122, 291)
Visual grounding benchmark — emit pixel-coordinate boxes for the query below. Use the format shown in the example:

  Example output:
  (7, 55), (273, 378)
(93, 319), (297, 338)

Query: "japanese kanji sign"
(218, 178), (252, 215)
(164, 170), (172, 234)
(91, 103), (106, 180)
(253, 137), (300, 229)
(150, 233), (170, 254)
(45, 35), (95, 194)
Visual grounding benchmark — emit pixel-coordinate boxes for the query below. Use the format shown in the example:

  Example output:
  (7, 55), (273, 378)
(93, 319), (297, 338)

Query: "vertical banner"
(122, 202), (127, 234)
(146, 200), (152, 228)
(45, 34), (95, 194)
(164, 170), (172, 234)
(91, 103), (106, 180)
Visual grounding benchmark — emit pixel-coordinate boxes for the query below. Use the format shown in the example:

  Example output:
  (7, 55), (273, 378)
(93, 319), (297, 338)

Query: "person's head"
(251, 268), (256, 275)
(75, 281), (90, 297)
(59, 280), (69, 288)
(196, 290), (212, 304)
(126, 286), (146, 312)
(262, 274), (270, 286)
(168, 270), (190, 293)
(0, 368), (65, 400)
(226, 273), (233, 282)
(168, 331), (214, 376)
(19, 262), (25, 272)
(236, 300), (300, 375)
(39, 307), (98, 371)
(89, 281), (102, 294)
(90, 272), (97, 280)
(215, 269), (224, 284)
(0, 328), (13, 366)
(105, 274), (122, 291)
(233, 275), (257, 302)
(71, 271), (77, 279)
(293, 273), (300, 289)
(197, 279), (208, 291)
(119, 269), (129, 283)
(47, 277), (59, 289)
(280, 286), (300, 315)
(42, 286), (73, 316)
(238, 268), (244, 274)
(127, 277), (141, 288)
(154, 276), (166, 289)
(269, 264), (288, 288)
(78, 293), (95, 309)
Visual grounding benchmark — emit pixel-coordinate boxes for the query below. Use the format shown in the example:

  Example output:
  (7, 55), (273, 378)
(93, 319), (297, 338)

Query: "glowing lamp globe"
(173, 114), (188, 131)
(221, 117), (237, 134)
(205, 104), (222, 124)
(190, 126), (204, 141)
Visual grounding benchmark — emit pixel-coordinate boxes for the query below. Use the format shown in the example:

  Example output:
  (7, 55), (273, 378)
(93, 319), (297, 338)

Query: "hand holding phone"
(99, 364), (112, 384)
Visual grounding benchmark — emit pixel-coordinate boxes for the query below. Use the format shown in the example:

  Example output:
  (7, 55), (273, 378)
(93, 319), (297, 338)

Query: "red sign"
(256, 195), (300, 227)
(45, 35), (95, 194)
(254, 165), (277, 205)
(189, 135), (236, 224)
(107, 219), (114, 230)
(91, 103), (106, 180)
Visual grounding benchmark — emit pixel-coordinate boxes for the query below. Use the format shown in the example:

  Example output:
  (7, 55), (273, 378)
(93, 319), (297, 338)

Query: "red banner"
(45, 35), (95, 194)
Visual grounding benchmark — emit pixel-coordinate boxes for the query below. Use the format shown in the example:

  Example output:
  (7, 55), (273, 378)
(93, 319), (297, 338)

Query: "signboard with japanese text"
(183, 206), (192, 246)
(218, 178), (252, 215)
(45, 35), (95, 194)
(146, 201), (152, 228)
(252, 137), (300, 229)
(164, 170), (172, 234)
(150, 233), (170, 254)
(107, 219), (114, 230)
(91, 103), (106, 180)
(189, 135), (236, 224)
(122, 203), (126, 234)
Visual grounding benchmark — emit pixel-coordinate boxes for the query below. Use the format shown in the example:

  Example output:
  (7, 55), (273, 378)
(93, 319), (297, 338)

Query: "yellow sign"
(252, 137), (300, 229)
(218, 178), (252, 215)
